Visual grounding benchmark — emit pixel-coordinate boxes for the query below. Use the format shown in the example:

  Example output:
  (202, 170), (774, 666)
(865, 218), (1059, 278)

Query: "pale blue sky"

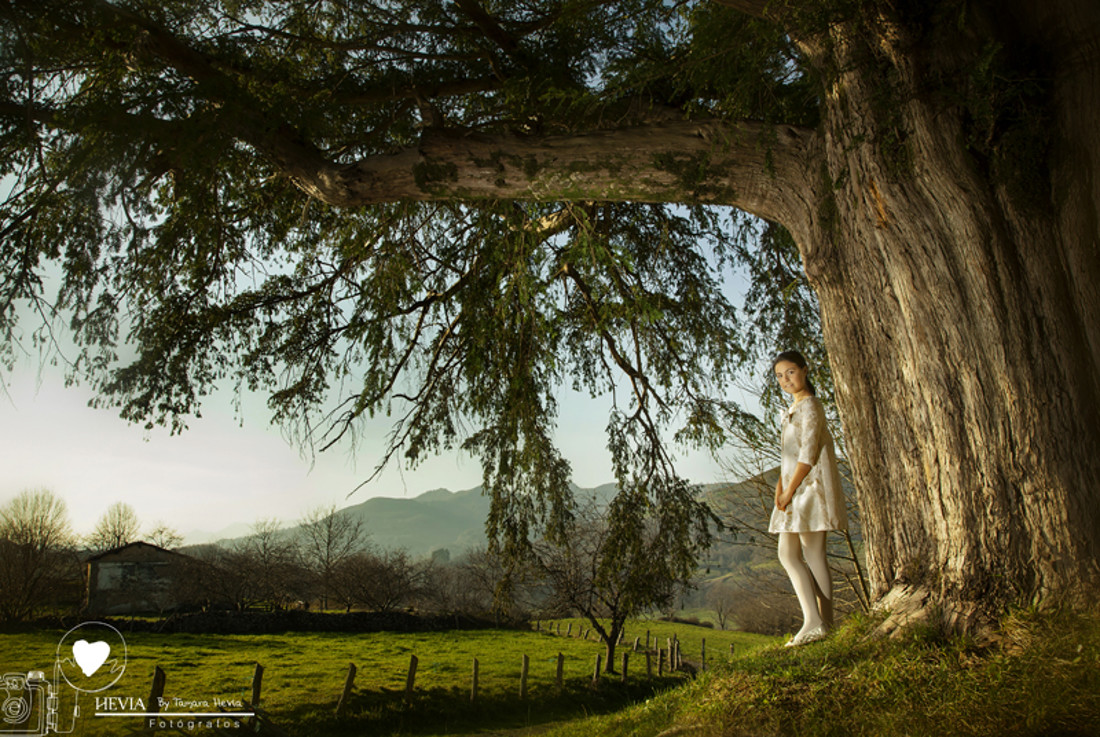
(1, 352), (758, 540)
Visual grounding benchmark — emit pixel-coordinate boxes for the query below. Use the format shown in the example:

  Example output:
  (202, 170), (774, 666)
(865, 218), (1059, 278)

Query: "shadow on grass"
(275, 675), (691, 736)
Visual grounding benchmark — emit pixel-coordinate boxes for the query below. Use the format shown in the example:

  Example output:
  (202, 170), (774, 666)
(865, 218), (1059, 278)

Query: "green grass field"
(0, 619), (774, 736)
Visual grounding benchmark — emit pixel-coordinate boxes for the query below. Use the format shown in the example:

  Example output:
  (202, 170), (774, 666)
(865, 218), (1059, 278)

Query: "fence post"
(335, 663), (356, 716)
(621, 652), (628, 684)
(730, 643), (735, 657)
(148, 666), (166, 715)
(667, 638), (673, 672)
(404, 655), (418, 704)
(646, 630), (650, 650)
(471, 658), (479, 703)
(632, 636), (640, 652)
(250, 663), (263, 709)
(567, 623), (572, 636)
(657, 648), (664, 676)
(592, 654), (601, 689)
(646, 648), (652, 678)
(556, 653), (565, 693)
(520, 654), (529, 700)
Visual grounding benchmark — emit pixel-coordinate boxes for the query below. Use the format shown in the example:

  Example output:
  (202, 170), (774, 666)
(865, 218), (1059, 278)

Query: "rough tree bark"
(788, 0), (1100, 632)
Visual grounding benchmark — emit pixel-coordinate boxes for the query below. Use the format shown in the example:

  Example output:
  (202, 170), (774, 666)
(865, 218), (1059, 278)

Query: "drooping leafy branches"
(0, 0), (828, 575)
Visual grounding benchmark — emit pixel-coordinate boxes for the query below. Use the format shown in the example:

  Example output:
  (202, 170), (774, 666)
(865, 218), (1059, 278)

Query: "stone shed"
(85, 541), (194, 616)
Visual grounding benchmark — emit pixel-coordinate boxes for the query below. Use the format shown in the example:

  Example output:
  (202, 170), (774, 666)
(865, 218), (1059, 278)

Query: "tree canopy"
(2, 0), (827, 570)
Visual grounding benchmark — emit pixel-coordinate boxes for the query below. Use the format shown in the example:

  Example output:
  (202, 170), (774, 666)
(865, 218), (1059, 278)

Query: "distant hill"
(192, 482), (621, 557)
(338, 485), (491, 556)
(186, 475), (854, 564)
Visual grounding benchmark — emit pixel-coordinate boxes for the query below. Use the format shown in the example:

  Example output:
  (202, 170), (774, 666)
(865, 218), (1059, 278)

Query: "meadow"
(0, 617), (774, 736)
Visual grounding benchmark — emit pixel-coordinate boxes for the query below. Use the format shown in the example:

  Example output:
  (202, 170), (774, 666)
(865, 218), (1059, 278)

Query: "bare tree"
(0, 489), (76, 622)
(146, 521), (183, 550)
(231, 518), (305, 611)
(296, 505), (368, 610)
(707, 579), (739, 631)
(333, 549), (427, 613)
(86, 502), (141, 552)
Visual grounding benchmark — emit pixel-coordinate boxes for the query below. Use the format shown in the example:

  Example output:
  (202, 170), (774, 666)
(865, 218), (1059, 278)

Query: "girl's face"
(774, 360), (809, 396)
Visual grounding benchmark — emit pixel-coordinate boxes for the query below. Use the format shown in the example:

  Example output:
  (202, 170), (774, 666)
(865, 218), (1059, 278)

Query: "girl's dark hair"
(772, 350), (816, 396)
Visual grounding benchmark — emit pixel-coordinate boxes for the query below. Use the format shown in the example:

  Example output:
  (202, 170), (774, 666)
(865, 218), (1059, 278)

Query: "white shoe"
(787, 624), (829, 647)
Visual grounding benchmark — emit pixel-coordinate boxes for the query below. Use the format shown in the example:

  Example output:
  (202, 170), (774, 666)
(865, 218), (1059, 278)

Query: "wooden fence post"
(632, 636), (640, 652)
(646, 648), (652, 678)
(520, 654), (530, 700)
(592, 654), (601, 688)
(148, 666), (166, 715)
(335, 663), (356, 716)
(730, 643), (735, 656)
(471, 658), (479, 703)
(646, 630), (650, 650)
(250, 663), (264, 710)
(567, 623), (572, 636)
(666, 638), (673, 672)
(556, 653), (565, 693)
(404, 655), (418, 704)
(657, 648), (664, 676)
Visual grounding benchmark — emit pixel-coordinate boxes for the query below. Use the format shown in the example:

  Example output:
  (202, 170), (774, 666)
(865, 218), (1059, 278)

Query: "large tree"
(2, 0), (1097, 631)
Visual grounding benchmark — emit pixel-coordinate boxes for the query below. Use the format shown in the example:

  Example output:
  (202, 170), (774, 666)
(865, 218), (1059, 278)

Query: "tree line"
(0, 489), (699, 670)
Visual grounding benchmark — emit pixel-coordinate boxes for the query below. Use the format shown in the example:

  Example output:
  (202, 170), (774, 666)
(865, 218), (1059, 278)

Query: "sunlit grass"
(540, 607), (1100, 737)
(0, 619), (772, 736)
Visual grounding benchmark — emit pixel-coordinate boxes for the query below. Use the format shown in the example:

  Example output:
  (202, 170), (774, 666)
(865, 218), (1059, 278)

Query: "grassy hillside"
(539, 607), (1100, 737)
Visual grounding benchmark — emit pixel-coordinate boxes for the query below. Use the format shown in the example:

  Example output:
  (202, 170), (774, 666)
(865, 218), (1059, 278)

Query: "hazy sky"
(1, 354), (754, 540)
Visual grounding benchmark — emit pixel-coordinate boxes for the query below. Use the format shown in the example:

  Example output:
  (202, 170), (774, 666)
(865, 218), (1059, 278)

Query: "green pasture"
(0, 620), (775, 736)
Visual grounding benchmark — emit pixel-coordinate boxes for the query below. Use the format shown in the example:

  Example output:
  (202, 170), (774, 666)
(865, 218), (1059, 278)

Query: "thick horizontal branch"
(294, 120), (819, 236)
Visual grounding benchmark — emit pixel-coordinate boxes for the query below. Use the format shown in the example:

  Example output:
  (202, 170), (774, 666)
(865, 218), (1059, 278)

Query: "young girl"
(769, 350), (848, 646)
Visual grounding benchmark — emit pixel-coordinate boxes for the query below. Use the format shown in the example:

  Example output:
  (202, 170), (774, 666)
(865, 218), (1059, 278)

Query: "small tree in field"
(534, 494), (704, 673)
(297, 504), (368, 611)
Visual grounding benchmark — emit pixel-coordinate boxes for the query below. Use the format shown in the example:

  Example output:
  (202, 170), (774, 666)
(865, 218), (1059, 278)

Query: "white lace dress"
(768, 395), (849, 534)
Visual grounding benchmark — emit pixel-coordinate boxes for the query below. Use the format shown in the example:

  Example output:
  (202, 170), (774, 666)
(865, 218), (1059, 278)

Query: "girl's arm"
(777, 462), (812, 511)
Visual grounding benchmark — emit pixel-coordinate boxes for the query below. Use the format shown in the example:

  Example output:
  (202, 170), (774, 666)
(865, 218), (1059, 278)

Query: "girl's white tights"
(778, 531), (833, 637)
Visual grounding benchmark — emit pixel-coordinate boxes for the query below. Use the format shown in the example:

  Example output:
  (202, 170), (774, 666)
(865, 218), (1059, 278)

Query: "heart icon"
(73, 640), (111, 677)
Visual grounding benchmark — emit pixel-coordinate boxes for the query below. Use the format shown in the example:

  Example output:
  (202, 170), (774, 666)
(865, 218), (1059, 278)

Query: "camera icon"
(0, 672), (46, 736)
(0, 622), (127, 735)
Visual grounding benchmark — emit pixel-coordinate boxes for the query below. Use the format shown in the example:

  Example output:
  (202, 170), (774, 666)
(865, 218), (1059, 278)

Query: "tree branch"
(304, 121), (818, 238)
(451, 0), (522, 56)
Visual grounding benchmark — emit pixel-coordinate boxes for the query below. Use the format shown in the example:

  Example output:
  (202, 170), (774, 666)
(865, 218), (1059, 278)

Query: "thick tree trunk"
(792, 0), (1100, 632)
